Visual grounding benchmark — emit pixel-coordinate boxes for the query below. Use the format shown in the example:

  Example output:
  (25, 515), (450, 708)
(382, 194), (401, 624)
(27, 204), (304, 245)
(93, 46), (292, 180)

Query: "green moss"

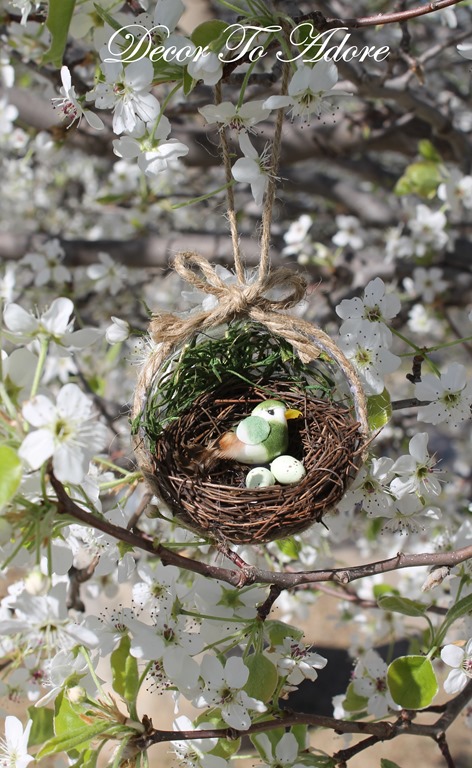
(133, 321), (335, 441)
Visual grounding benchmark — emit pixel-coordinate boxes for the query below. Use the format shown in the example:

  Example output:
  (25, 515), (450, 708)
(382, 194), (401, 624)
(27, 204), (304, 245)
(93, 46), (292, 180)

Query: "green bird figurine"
(213, 399), (302, 466)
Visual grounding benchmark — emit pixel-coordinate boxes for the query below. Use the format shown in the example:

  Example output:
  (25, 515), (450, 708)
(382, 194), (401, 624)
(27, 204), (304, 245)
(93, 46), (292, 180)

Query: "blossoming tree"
(1, 1), (472, 767)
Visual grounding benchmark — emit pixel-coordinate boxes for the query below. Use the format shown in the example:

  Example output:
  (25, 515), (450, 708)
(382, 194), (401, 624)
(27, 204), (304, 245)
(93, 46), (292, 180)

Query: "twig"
(49, 472), (472, 589)
(126, 490), (154, 532)
(140, 681), (472, 748)
(66, 557), (100, 611)
(301, 0), (466, 30)
(334, 733), (387, 764)
(391, 397), (430, 410)
(436, 732), (456, 768)
(257, 584), (283, 620)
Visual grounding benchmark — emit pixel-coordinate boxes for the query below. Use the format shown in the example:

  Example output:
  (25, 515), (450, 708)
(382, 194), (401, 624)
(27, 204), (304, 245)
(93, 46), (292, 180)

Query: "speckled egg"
(270, 455), (306, 485)
(245, 467), (276, 488)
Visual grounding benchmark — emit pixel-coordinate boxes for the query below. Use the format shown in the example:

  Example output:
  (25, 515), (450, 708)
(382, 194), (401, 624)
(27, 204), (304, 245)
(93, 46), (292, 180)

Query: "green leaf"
(378, 595), (430, 618)
(27, 706), (55, 746)
(0, 445), (22, 511)
(394, 161), (443, 199)
(387, 655), (438, 709)
(243, 653), (278, 703)
(54, 690), (86, 737)
(265, 620), (303, 647)
(310, 757), (336, 768)
(42, 0), (77, 67)
(418, 140), (442, 163)
(367, 389), (392, 431)
(275, 536), (301, 559)
(182, 67), (195, 96)
(342, 682), (368, 713)
(372, 584), (399, 600)
(194, 708), (226, 728)
(291, 724), (308, 751)
(37, 722), (116, 759)
(444, 593), (472, 628)
(209, 737), (241, 760)
(69, 748), (99, 768)
(110, 635), (139, 704)
(191, 20), (228, 48)
(93, 3), (123, 34)
(381, 760), (403, 768)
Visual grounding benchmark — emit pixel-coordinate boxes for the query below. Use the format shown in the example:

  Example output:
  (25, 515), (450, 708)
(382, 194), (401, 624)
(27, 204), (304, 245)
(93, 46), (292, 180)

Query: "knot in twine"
(148, 251), (307, 345)
(141, 250), (369, 442)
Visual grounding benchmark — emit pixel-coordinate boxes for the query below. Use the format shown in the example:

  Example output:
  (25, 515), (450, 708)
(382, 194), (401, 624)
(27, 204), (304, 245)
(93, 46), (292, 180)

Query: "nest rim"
(135, 376), (365, 544)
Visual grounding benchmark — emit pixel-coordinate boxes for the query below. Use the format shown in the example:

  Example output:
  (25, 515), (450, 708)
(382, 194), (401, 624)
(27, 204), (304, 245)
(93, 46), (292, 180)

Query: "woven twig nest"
(132, 320), (369, 544)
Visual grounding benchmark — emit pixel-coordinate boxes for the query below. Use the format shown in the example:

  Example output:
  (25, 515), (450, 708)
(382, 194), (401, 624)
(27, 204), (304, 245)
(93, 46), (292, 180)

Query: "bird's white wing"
(236, 415), (270, 445)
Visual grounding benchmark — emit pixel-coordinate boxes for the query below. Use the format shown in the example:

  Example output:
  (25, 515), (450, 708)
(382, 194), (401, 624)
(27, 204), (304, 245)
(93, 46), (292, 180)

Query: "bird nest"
(133, 374), (364, 545)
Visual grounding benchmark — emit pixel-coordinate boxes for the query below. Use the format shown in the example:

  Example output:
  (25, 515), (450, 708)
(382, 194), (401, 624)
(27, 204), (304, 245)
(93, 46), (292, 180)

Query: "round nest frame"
(135, 378), (364, 544)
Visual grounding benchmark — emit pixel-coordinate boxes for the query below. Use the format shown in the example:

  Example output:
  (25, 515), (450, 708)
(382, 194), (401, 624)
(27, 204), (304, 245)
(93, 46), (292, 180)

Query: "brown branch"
(257, 584), (283, 620)
(310, 0), (467, 30)
(66, 557), (100, 611)
(48, 473), (472, 589)
(313, 581), (448, 615)
(436, 733), (456, 768)
(391, 397), (431, 410)
(141, 681), (472, 750)
(334, 733), (387, 764)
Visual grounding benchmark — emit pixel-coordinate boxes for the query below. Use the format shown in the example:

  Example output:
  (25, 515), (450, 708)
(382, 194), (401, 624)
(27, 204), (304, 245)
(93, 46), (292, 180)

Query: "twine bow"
(148, 251), (308, 347)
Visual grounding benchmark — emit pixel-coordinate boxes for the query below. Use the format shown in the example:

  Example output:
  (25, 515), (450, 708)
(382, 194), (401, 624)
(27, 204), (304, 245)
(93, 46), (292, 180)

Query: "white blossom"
(407, 204), (449, 256)
(21, 238), (72, 287)
(0, 96), (18, 135)
(19, 383), (109, 484)
(336, 277), (401, 342)
(352, 650), (400, 717)
(113, 115), (188, 178)
(338, 322), (401, 395)
(441, 639), (472, 694)
(390, 432), (442, 498)
(187, 50), (223, 86)
(0, 262), (16, 302)
(272, 637), (327, 689)
(231, 132), (272, 206)
(199, 100), (271, 131)
(407, 304), (443, 337)
(415, 363), (472, 427)
(86, 252), (130, 296)
(92, 59), (160, 135)
(337, 457), (395, 516)
(438, 169), (472, 213)
(52, 66), (104, 131)
(253, 732), (306, 768)
(403, 267), (448, 304)
(263, 60), (349, 120)
(457, 42), (472, 60)
(0, 584), (98, 654)
(3, 297), (100, 350)
(332, 215), (365, 250)
(172, 715), (229, 768)
(193, 656), (266, 729)
(105, 316), (131, 343)
(0, 716), (34, 768)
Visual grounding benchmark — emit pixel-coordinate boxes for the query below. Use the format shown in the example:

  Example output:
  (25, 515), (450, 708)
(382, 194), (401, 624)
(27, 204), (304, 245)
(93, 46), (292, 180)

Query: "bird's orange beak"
(285, 408), (303, 420)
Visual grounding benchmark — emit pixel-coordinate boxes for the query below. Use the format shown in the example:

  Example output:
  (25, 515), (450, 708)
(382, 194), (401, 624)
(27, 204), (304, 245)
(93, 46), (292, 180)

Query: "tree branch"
(140, 681), (472, 752)
(49, 473), (472, 589)
(307, 0), (467, 30)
